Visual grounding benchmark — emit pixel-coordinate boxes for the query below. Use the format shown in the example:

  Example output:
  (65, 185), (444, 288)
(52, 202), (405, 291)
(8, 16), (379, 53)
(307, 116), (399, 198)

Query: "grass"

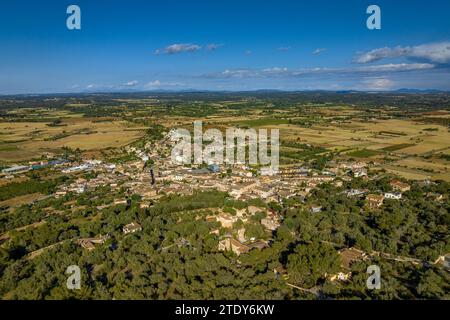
(0, 144), (19, 152)
(347, 149), (382, 158)
(381, 143), (415, 152)
(0, 193), (44, 209)
(234, 118), (289, 127)
(379, 131), (407, 136)
(0, 119), (144, 162)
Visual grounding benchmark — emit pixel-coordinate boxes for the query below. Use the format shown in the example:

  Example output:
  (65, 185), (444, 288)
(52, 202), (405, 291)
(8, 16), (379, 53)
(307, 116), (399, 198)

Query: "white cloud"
(412, 42), (450, 64)
(221, 69), (254, 78)
(220, 68), (289, 78)
(163, 43), (202, 54)
(143, 80), (184, 89)
(206, 43), (223, 51)
(356, 41), (450, 64)
(155, 43), (222, 55)
(363, 78), (394, 90)
(123, 80), (139, 87)
(262, 67), (289, 74)
(356, 46), (409, 63)
(145, 80), (161, 88)
(359, 63), (434, 72)
(312, 48), (327, 55)
(213, 63), (433, 79)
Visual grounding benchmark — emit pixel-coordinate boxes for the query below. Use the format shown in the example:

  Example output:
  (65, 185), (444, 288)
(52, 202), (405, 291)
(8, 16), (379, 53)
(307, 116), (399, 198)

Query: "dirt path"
(26, 238), (79, 260)
(0, 220), (47, 244)
(319, 240), (434, 266)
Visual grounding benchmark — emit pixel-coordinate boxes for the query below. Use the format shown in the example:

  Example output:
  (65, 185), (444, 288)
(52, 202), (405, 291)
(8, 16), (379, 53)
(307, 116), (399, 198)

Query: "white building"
(347, 189), (366, 197)
(384, 192), (402, 200)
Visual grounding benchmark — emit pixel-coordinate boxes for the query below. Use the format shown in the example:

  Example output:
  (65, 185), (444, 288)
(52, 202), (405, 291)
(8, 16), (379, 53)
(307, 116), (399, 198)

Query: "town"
(0, 92), (448, 300)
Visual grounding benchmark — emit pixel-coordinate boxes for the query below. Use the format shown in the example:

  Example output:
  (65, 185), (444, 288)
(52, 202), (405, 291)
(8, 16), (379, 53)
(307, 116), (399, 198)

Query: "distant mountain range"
(80, 88), (450, 94)
(393, 88), (448, 93)
(2, 88), (449, 98)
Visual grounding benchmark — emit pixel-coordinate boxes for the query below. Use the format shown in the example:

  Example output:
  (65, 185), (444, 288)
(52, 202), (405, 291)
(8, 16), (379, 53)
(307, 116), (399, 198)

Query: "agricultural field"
(1, 95), (449, 180)
(192, 107), (450, 180)
(0, 193), (44, 210)
(0, 118), (146, 162)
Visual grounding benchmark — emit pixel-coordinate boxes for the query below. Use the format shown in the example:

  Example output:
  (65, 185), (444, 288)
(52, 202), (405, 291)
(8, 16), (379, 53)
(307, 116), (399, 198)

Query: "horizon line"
(1, 88), (449, 97)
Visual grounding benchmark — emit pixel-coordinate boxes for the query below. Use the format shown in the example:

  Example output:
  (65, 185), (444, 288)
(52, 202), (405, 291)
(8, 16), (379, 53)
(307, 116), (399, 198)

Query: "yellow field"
(0, 118), (145, 162)
(382, 165), (433, 181)
(2, 105), (449, 181)
(274, 119), (449, 154)
(197, 112), (449, 158)
(201, 112), (450, 181)
(395, 157), (448, 171)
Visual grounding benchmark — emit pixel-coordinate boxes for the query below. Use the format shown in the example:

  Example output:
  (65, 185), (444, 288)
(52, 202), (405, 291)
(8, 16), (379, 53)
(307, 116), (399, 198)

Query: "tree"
(417, 269), (448, 299)
(286, 241), (340, 288)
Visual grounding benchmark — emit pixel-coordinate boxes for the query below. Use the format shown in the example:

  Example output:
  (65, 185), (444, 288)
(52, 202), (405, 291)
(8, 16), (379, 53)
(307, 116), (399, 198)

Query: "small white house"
(310, 206), (323, 213)
(384, 192), (402, 200)
(353, 169), (367, 178)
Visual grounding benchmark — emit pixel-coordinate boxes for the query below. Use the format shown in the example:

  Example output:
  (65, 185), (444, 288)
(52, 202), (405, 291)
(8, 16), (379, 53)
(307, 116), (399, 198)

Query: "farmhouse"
(390, 180), (411, 192)
(78, 240), (95, 251)
(123, 222), (142, 234)
(218, 237), (250, 255)
(77, 235), (109, 251)
(218, 236), (268, 255)
(366, 194), (384, 208)
(216, 213), (237, 228)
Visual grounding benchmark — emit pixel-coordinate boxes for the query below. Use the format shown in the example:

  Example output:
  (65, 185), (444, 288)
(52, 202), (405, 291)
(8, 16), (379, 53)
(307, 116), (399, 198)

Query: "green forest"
(0, 178), (448, 300)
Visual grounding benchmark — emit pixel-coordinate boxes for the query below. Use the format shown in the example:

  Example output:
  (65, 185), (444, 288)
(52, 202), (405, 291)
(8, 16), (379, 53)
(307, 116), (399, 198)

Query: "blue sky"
(0, 0), (449, 94)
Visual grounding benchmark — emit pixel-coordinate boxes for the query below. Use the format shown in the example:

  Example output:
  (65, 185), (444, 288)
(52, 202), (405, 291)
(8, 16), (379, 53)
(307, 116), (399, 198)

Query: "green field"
(347, 149), (383, 158)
